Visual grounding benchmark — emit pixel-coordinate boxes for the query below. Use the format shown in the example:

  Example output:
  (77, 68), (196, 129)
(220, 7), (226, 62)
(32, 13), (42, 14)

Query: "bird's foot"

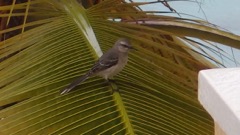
(107, 79), (119, 94)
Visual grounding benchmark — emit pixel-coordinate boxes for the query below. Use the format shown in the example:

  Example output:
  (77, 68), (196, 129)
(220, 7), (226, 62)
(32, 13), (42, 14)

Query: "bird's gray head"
(115, 38), (134, 53)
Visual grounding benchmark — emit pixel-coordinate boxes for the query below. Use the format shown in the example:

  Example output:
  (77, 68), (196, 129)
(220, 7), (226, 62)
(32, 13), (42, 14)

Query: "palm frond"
(1, 0), (239, 134)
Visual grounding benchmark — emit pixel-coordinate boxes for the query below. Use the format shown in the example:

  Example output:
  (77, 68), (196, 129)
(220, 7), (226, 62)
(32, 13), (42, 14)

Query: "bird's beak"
(129, 46), (137, 51)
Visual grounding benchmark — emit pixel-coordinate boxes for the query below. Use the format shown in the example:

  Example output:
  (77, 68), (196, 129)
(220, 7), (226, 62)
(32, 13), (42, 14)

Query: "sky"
(170, 0), (240, 35)
(170, 0), (240, 67)
(133, 0), (240, 67)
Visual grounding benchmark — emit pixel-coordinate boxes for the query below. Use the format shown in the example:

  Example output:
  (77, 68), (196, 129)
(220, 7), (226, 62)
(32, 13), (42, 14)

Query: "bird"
(60, 38), (135, 94)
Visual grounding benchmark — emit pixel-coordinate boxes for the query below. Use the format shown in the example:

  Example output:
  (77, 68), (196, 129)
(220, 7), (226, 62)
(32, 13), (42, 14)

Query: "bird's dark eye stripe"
(121, 44), (128, 47)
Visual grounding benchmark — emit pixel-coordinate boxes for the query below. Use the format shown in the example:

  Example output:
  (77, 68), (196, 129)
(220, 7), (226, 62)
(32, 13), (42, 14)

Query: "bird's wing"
(90, 49), (119, 74)
(60, 49), (118, 95)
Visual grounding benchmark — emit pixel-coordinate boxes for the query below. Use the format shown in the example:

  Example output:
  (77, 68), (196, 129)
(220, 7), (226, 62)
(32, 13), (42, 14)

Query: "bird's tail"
(60, 72), (91, 95)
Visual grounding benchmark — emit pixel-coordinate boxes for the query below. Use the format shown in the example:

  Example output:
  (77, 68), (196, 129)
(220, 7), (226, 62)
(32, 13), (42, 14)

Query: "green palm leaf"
(0, 0), (239, 134)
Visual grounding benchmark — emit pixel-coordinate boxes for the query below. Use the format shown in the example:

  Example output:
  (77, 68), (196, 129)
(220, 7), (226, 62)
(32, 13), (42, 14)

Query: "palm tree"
(0, 0), (239, 134)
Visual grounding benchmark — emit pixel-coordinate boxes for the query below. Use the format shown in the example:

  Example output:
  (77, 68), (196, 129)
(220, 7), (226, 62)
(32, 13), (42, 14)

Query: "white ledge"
(198, 68), (240, 135)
